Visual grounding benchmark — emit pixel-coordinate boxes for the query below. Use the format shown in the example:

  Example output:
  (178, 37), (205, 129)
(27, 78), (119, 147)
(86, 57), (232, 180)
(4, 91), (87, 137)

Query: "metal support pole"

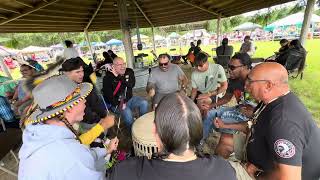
(216, 14), (221, 47)
(151, 27), (156, 54)
(118, 0), (134, 69)
(84, 29), (96, 64)
(299, 0), (316, 46)
(0, 56), (13, 79)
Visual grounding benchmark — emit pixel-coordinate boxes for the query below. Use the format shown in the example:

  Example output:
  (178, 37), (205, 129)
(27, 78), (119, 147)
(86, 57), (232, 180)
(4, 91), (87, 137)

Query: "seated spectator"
(27, 59), (44, 72)
(106, 92), (237, 180)
(0, 96), (19, 129)
(277, 39), (290, 54)
(146, 53), (188, 110)
(108, 50), (118, 59)
(12, 64), (35, 115)
(60, 58), (115, 146)
(284, 39), (306, 73)
(239, 36), (255, 57)
(182, 42), (195, 66)
(193, 39), (202, 56)
(0, 75), (17, 98)
(216, 38), (234, 68)
(19, 75), (119, 179)
(63, 40), (79, 60)
(191, 52), (227, 115)
(265, 39), (290, 63)
(102, 57), (148, 129)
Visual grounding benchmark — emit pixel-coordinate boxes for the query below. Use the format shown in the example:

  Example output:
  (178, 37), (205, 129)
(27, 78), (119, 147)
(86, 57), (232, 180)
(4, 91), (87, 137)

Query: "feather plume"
(23, 56), (65, 93)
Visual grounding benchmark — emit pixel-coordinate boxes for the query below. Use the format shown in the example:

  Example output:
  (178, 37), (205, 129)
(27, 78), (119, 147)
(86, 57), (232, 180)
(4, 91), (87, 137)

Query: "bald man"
(215, 62), (320, 180)
(102, 57), (148, 129)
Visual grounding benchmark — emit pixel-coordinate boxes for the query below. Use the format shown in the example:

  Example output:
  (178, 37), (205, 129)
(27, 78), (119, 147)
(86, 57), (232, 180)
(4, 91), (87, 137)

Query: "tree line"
(0, 2), (319, 49)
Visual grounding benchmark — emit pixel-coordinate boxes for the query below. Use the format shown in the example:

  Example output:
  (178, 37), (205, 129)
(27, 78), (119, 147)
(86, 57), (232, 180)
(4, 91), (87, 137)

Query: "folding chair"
(216, 55), (231, 69)
(0, 118), (22, 177)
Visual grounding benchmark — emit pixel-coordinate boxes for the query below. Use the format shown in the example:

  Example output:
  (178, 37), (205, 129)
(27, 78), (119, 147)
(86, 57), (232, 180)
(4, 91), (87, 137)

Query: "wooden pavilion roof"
(0, 0), (294, 33)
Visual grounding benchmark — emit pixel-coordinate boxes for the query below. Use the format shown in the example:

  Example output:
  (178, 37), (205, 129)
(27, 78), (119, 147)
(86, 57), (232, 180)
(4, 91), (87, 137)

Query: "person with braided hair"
(106, 92), (237, 180)
(18, 75), (119, 180)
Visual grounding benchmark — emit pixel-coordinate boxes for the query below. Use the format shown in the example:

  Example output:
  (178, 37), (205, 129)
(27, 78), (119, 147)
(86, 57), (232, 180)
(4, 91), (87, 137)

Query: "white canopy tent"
(20, 46), (52, 54)
(233, 22), (262, 31)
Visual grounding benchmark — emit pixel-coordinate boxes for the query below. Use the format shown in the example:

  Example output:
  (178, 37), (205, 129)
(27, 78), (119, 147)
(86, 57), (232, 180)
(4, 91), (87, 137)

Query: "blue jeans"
(111, 96), (148, 129)
(203, 106), (247, 139)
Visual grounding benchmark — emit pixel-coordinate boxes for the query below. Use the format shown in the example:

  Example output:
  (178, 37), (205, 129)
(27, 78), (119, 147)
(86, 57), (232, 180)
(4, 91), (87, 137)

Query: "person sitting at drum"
(106, 92), (237, 180)
(102, 57), (148, 129)
(146, 53), (188, 110)
(19, 75), (119, 180)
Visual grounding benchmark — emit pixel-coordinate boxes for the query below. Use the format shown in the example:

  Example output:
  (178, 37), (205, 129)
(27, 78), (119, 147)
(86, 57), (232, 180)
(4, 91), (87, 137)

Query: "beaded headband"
(24, 84), (93, 125)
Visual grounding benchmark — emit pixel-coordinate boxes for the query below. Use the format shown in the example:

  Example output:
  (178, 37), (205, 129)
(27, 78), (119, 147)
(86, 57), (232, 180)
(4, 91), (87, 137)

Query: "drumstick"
(114, 105), (121, 136)
(100, 94), (110, 114)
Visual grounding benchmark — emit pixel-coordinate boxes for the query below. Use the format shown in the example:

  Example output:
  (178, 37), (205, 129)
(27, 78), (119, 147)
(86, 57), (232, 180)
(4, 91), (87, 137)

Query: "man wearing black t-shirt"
(216, 62), (320, 180)
(201, 53), (255, 158)
(102, 57), (148, 129)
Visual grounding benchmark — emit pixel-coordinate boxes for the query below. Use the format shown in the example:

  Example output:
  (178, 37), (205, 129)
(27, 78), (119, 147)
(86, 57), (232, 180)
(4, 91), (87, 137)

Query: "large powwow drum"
(132, 111), (158, 158)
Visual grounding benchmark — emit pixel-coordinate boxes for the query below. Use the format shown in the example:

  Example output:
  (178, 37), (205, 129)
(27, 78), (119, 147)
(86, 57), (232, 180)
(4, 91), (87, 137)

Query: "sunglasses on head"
(159, 62), (169, 66)
(228, 64), (244, 71)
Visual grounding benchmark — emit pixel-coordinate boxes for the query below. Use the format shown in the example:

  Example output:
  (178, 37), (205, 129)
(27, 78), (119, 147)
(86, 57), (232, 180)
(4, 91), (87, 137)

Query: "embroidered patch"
(274, 139), (295, 158)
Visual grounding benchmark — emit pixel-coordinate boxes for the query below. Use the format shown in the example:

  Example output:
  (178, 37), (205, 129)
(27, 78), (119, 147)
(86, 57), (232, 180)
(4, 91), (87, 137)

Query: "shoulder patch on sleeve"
(274, 139), (296, 158)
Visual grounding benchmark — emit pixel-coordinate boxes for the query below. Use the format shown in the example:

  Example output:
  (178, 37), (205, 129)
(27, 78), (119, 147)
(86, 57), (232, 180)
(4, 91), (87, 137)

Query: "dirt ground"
(0, 63), (242, 179)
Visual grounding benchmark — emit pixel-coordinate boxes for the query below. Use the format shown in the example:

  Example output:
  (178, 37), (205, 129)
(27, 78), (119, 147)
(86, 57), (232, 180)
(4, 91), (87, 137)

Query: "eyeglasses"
(114, 63), (126, 67)
(228, 64), (244, 71)
(246, 75), (270, 85)
(159, 62), (169, 66)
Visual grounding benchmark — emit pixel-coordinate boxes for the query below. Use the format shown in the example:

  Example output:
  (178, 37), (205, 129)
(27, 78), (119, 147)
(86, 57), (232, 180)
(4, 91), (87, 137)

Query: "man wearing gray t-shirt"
(146, 53), (188, 109)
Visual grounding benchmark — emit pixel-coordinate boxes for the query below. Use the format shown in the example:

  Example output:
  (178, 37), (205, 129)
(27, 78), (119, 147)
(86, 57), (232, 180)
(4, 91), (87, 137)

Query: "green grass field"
(2, 39), (319, 123)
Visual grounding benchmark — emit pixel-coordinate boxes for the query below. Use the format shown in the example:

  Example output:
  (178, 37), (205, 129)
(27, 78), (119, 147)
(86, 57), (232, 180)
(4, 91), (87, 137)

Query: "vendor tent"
(233, 22), (262, 31)
(131, 34), (150, 40)
(0, 46), (18, 56)
(92, 42), (106, 47)
(106, 39), (123, 46)
(264, 12), (320, 31)
(168, 32), (180, 39)
(154, 35), (165, 41)
(20, 46), (51, 54)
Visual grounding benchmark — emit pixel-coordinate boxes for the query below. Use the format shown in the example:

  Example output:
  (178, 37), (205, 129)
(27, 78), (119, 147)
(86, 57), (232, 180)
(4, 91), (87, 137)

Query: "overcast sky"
(242, 1), (319, 17)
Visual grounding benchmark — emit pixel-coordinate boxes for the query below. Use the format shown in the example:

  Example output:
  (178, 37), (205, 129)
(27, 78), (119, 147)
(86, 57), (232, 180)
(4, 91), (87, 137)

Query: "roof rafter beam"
(0, 14), (8, 19)
(0, 7), (21, 14)
(15, 0), (34, 8)
(131, 0), (154, 27)
(176, 0), (220, 16)
(85, 0), (104, 30)
(0, 0), (60, 26)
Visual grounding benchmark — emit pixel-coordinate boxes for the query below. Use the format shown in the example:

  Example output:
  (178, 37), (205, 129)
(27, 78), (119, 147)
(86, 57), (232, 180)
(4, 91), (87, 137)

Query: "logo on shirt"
(274, 139), (295, 158)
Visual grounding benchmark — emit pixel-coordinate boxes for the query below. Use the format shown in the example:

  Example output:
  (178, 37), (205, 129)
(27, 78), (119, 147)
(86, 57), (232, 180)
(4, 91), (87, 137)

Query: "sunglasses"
(228, 64), (244, 71)
(159, 62), (169, 66)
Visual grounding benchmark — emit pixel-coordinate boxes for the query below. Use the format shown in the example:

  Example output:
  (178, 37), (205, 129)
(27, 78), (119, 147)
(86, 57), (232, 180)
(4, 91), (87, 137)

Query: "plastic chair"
(0, 118), (22, 177)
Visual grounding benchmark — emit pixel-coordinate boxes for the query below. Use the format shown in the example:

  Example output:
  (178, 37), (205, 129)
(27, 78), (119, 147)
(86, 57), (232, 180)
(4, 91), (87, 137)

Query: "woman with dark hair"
(108, 50), (118, 59)
(107, 93), (237, 180)
(60, 57), (94, 84)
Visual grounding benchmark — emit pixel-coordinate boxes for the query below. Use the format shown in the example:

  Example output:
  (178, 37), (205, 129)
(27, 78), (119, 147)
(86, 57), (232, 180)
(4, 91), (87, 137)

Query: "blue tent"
(106, 39), (123, 46)
(92, 42), (106, 47)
